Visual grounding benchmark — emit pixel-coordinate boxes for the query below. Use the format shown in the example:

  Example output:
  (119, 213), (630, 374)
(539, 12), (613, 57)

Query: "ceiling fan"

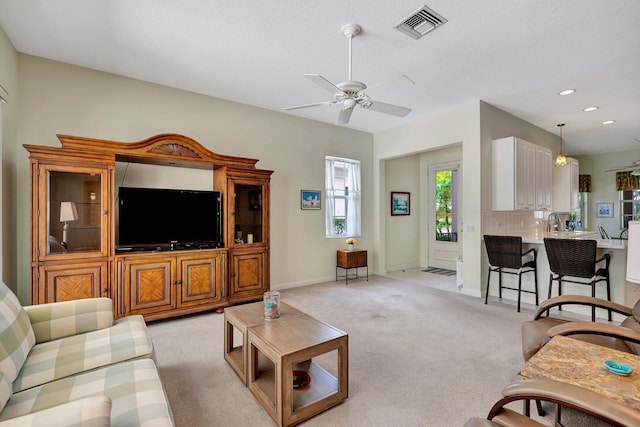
(605, 160), (640, 176)
(284, 23), (414, 126)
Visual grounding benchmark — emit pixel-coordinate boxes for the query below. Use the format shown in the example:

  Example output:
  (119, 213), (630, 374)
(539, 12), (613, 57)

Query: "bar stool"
(484, 235), (538, 312)
(543, 238), (611, 321)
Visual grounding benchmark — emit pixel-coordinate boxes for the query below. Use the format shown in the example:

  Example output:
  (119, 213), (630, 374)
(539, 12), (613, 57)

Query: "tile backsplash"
(482, 210), (548, 235)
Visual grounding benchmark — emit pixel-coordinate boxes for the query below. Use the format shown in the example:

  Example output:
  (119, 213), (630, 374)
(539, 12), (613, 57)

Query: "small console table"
(336, 249), (368, 284)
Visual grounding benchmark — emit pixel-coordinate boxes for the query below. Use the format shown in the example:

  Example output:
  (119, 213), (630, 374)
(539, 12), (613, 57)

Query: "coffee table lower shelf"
(253, 361), (339, 412)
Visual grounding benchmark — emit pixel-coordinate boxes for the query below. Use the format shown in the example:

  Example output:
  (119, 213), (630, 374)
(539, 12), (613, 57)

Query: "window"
(434, 169), (458, 242)
(621, 189), (640, 229)
(325, 156), (361, 238)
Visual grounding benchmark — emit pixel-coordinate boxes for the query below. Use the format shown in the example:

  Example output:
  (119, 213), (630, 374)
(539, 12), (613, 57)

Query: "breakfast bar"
(482, 230), (629, 316)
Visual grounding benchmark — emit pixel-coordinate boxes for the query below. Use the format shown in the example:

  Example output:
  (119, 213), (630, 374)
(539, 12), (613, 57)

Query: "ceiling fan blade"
(305, 74), (344, 95)
(363, 75), (415, 98)
(366, 101), (412, 117)
(336, 108), (354, 125)
(284, 101), (334, 111)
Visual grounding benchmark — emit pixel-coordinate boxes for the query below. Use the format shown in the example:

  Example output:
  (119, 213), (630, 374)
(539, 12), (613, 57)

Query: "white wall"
(13, 54), (374, 302)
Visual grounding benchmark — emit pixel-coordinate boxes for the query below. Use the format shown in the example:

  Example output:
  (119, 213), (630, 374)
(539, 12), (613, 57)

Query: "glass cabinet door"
(41, 166), (108, 258)
(232, 182), (264, 245)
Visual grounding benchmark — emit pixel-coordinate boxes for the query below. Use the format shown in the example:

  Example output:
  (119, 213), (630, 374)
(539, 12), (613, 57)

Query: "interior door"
(428, 161), (462, 270)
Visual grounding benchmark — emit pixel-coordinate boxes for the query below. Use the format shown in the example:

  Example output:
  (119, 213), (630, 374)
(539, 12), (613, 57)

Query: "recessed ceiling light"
(558, 89), (576, 96)
(583, 106), (598, 112)
(602, 120), (616, 125)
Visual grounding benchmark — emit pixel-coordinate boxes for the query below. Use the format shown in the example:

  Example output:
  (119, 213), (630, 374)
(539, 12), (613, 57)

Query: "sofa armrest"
(23, 298), (114, 343)
(533, 295), (632, 320)
(547, 322), (640, 345)
(0, 396), (111, 426)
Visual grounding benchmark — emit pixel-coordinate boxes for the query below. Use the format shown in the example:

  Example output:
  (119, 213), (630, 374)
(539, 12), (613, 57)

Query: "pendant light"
(554, 123), (567, 167)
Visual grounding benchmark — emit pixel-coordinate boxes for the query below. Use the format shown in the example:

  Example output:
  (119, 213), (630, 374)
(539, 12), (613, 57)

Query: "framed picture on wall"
(391, 191), (410, 216)
(596, 202), (614, 218)
(301, 190), (321, 210)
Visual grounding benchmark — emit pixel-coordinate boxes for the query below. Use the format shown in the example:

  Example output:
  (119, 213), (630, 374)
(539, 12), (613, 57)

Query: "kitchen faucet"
(547, 212), (573, 232)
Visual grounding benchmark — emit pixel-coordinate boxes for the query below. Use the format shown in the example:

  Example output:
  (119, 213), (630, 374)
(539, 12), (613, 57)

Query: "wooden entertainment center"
(25, 133), (273, 321)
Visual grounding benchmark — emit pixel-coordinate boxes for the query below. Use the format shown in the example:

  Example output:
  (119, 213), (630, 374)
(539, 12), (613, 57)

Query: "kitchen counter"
(491, 230), (627, 249)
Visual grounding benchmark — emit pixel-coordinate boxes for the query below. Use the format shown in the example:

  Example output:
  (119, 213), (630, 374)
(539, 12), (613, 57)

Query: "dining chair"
(543, 238), (611, 321)
(462, 379), (640, 427)
(484, 235), (538, 312)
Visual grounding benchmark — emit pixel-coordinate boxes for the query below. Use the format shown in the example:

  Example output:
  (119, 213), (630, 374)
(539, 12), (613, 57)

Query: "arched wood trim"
(57, 133), (259, 170)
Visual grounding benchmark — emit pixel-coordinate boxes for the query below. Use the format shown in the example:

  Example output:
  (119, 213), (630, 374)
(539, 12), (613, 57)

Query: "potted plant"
(346, 238), (357, 251)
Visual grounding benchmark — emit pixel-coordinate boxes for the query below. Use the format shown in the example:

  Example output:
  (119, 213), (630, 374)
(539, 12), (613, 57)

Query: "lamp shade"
(60, 202), (78, 222)
(554, 153), (567, 167)
(554, 123), (567, 167)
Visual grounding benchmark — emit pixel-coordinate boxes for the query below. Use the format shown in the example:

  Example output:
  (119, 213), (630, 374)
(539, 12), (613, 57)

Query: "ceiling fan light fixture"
(554, 123), (568, 167)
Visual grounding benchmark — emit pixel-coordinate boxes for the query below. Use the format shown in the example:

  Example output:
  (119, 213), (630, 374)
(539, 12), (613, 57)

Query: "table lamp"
(60, 201), (78, 246)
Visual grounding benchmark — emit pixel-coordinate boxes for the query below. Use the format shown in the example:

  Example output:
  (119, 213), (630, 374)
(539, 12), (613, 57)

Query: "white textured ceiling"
(1, 0), (640, 156)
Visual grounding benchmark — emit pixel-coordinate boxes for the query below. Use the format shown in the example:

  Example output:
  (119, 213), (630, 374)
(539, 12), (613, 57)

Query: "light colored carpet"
(147, 274), (607, 426)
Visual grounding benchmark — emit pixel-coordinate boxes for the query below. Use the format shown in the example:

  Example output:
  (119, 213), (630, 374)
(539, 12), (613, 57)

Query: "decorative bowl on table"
(604, 360), (633, 376)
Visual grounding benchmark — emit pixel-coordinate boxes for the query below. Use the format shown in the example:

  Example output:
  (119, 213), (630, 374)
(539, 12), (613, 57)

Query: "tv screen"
(118, 187), (222, 248)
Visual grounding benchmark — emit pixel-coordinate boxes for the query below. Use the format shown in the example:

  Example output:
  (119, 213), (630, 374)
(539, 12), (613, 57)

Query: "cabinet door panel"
(180, 254), (222, 306)
(127, 259), (174, 315)
(40, 262), (107, 303)
(230, 250), (265, 297)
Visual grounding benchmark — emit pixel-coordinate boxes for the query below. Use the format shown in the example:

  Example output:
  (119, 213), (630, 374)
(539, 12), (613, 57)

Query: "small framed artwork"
(301, 190), (321, 210)
(391, 191), (410, 216)
(596, 202), (614, 218)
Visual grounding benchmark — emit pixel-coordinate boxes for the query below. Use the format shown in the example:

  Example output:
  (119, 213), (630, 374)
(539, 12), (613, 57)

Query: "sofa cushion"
(0, 282), (35, 384)
(0, 396), (111, 427)
(24, 298), (113, 344)
(0, 360), (173, 426)
(0, 372), (11, 413)
(12, 315), (154, 393)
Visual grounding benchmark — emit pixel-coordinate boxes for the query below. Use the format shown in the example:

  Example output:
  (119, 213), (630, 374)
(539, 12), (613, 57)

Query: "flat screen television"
(118, 187), (222, 249)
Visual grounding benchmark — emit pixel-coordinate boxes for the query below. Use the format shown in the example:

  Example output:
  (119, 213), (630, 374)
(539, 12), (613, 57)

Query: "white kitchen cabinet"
(535, 146), (552, 211)
(492, 136), (552, 211)
(552, 157), (579, 212)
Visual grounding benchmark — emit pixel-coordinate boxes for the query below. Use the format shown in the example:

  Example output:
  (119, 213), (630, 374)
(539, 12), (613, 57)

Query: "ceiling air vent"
(395, 5), (447, 40)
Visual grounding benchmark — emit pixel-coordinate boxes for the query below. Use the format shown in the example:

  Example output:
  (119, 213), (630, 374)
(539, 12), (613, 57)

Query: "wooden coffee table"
(247, 314), (348, 427)
(224, 301), (305, 385)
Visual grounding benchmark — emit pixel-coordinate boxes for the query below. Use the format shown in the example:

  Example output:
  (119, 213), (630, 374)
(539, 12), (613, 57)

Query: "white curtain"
(325, 157), (360, 237)
(325, 159), (336, 236)
(345, 160), (361, 236)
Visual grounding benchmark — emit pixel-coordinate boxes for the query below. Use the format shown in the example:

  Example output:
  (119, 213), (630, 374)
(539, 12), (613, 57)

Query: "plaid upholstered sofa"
(0, 281), (174, 426)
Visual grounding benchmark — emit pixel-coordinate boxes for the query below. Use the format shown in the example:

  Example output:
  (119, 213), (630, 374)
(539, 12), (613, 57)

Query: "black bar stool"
(543, 238), (611, 321)
(484, 235), (538, 312)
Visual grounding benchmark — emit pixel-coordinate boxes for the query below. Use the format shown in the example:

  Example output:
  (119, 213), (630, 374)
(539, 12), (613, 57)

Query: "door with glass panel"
(428, 162), (462, 270)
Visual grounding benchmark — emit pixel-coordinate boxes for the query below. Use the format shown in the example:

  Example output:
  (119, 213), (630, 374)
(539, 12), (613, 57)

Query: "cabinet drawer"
(337, 250), (367, 268)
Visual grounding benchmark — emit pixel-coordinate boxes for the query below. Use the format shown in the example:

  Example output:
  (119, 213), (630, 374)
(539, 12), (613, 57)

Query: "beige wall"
(384, 154), (420, 271)
(0, 25), (18, 293)
(13, 54), (374, 302)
